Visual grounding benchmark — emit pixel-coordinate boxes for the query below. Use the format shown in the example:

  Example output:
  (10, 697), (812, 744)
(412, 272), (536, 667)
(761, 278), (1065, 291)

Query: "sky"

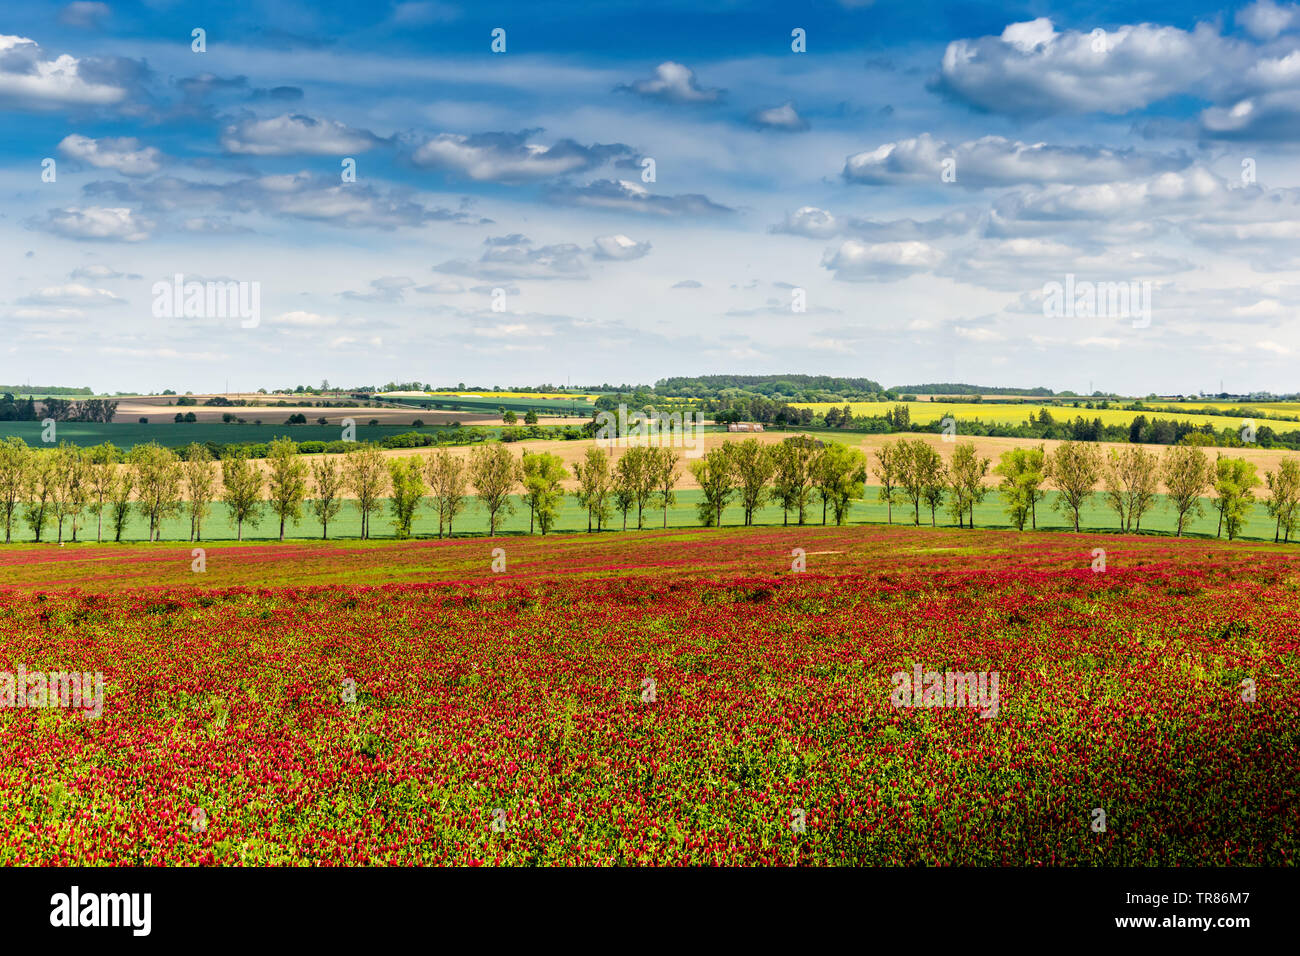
(3, 0), (1300, 395)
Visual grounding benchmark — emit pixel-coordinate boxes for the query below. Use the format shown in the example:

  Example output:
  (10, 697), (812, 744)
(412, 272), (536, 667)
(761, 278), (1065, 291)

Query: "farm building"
(727, 423), (765, 432)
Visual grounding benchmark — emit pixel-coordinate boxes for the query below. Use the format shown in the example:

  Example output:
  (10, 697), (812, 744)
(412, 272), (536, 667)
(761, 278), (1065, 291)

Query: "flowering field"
(0, 527), (1296, 865)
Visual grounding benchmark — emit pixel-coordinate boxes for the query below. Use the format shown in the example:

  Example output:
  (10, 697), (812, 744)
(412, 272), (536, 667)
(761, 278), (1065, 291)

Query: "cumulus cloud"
(591, 234), (651, 260)
(0, 34), (137, 108)
(617, 61), (723, 103)
(221, 113), (385, 155)
(1238, 0), (1300, 40)
(547, 179), (733, 217)
(934, 18), (1237, 116)
(751, 102), (808, 131)
(844, 134), (1189, 187)
(1200, 90), (1300, 139)
(410, 130), (633, 183)
(821, 240), (945, 281)
(34, 206), (153, 241)
(58, 134), (162, 175)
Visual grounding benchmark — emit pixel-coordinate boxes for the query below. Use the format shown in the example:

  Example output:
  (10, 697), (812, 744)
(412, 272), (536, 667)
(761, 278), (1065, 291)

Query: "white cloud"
(618, 61), (722, 103)
(591, 234), (651, 260)
(0, 34), (130, 108)
(36, 206), (153, 242)
(752, 102), (808, 131)
(1238, 1), (1300, 40)
(411, 131), (630, 182)
(19, 283), (124, 306)
(844, 133), (1188, 187)
(936, 18), (1237, 115)
(821, 240), (945, 281)
(58, 134), (162, 176)
(221, 114), (384, 156)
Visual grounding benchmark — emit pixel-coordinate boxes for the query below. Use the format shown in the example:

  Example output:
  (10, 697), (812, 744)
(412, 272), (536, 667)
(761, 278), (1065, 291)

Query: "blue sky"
(4, 0), (1300, 393)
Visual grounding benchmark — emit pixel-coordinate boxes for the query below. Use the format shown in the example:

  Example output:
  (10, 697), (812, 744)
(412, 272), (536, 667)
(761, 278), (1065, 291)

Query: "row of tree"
(875, 439), (1293, 541)
(0, 433), (1294, 543)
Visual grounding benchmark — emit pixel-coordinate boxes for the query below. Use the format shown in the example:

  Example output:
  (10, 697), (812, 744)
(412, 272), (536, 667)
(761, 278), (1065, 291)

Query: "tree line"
(0, 434), (1294, 544)
(873, 438), (1295, 542)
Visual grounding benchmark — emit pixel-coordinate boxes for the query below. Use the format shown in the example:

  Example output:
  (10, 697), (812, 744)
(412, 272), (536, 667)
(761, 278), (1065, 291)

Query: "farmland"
(0, 526), (1294, 865)
(791, 401), (1271, 432)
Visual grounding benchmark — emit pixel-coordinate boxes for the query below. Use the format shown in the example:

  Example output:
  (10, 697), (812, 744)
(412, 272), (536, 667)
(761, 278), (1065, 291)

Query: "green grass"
(0, 421), (468, 449)
(8, 486), (1287, 544)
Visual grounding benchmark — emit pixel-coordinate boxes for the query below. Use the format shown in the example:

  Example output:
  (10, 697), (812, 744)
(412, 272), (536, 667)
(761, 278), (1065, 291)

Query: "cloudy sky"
(4, 1), (1300, 394)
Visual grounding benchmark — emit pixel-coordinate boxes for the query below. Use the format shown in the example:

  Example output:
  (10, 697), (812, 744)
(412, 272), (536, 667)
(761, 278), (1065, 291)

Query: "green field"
(383, 393), (594, 416)
(0, 421), (469, 449)
(10, 486), (1285, 545)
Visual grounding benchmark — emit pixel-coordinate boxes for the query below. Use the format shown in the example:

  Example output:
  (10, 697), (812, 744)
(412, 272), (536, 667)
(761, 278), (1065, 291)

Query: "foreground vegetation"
(1, 526), (1293, 865)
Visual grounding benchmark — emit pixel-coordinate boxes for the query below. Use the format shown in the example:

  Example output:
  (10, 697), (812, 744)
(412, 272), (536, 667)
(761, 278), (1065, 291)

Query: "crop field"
(0, 526), (1294, 865)
(0, 421), (463, 449)
(791, 401), (1266, 432)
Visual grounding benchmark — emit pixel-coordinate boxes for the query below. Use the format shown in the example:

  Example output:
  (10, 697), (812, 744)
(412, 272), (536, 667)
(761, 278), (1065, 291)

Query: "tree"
(1162, 445), (1210, 537)
(922, 460), (947, 527)
(1211, 455), (1260, 541)
(731, 438), (775, 526)
(311, 455), (345, 540)
(949, 442), (992, 528)
(221, 450), (264, 541)
(24, 450), (56, 543)
(48, 444), (86, 544)
(650, 446), (682, 529)
(690, 444), (736, 528)
(1046, 441), (1101, 533)
(872, 442), (900, 524)
(130, 443), (182, 542)
(108, 468), (134, 542)
(1265, 459), (1300, 544)
(520, 451), (567, 534)
(84, 442), (119, 543)
(0, 437), (29, 543)
(816, 442), (867, 525)
(503, 410), (518, 425)
(425, 448), (469, 538)
(524, 409), (538, 425)
(1102, 445), (1160, 532)
(772, 436), (816, 526)
(469, 442), (520, 535)
(343, 443), (387, 540)
(994, 445), (1047, 532)
(387, 456), (426, 538)
(265, 438), (308, 541)
(897, 439), (943, 526)
(611, 449), (644, 531)
(573, 446), (613, 532)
